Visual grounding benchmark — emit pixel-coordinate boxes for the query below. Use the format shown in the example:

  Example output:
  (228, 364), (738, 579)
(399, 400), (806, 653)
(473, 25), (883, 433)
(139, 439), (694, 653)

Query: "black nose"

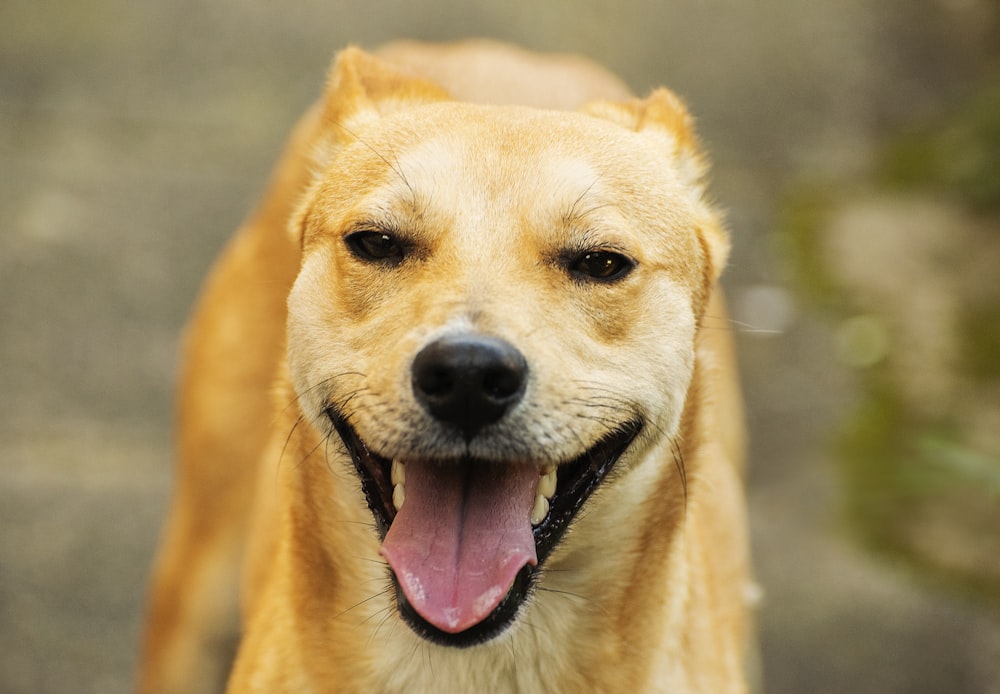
(411, 334), (528, 440)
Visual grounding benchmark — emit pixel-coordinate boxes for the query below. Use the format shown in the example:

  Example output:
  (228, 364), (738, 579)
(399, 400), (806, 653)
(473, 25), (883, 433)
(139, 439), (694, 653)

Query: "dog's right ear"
(290, 47), (451, 247)
(318, 46), (450, 160)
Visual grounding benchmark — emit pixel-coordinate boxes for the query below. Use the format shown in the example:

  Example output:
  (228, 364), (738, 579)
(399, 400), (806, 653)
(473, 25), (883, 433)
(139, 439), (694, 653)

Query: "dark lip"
(327, 408), (643, 646)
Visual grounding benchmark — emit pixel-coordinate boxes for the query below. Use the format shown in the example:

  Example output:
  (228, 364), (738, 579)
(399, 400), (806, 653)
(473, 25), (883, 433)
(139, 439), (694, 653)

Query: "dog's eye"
(569, 251), (634, 282)
(345, 230), (405, 264)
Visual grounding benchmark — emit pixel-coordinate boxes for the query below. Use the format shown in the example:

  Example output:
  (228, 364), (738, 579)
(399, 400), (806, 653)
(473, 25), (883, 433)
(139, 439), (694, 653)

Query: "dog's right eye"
(345, 230), (405, 264)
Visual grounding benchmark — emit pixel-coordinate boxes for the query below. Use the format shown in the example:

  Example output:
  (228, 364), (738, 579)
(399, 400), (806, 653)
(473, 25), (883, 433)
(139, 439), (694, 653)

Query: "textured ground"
(2, 0), (999, 691)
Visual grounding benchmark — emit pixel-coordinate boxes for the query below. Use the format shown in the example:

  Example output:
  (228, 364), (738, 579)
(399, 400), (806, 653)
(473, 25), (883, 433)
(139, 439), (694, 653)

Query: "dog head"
(285, 47), (727, 646)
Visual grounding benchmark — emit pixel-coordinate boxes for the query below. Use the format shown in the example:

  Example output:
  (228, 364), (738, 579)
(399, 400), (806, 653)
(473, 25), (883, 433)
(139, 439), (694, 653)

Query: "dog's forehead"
(384, 104), (665, 189)
(335, 103), (697, 248)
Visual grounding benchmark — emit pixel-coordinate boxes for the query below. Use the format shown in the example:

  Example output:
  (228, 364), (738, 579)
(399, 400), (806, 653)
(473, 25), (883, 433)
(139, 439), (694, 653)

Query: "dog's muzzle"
(328, 333), (643, 647)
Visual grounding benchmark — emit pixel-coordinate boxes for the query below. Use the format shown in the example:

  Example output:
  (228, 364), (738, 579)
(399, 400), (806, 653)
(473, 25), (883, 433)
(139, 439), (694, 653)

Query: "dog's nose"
(412, 335), (528, 440)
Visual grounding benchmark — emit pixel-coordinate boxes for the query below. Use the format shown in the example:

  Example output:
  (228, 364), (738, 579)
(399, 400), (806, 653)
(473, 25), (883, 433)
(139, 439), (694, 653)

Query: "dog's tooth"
(392, 483), (405, 511)
(530, 494), (549, 526)
(391, 459), (405, 486)
(538, 467), (556, 500)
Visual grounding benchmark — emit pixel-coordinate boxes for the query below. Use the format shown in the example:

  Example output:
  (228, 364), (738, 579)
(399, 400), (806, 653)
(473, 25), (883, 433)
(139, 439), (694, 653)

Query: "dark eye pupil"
(585, 254), (616, 276)
(347, 230), (403, 262)
(363, 233), (395, 256)
(572, 251), (632, 280)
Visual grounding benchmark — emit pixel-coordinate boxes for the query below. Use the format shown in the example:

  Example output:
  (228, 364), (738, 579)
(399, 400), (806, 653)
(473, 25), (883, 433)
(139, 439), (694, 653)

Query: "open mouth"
(328, 409), (642, 647)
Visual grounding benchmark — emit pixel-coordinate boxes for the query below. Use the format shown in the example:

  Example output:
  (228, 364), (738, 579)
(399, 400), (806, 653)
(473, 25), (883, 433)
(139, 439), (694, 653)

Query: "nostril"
(417, 365), (455, 398)
(483, 367), (522, 400)
(411, 334), (528, 439)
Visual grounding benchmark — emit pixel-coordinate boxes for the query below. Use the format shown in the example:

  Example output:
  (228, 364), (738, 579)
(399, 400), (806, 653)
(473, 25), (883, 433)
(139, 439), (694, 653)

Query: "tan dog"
(138, 40), (752, 693)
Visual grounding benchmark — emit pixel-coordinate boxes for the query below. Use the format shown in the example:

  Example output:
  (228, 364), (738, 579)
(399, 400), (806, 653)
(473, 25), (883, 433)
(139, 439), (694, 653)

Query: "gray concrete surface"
(2, 0), (999, 691)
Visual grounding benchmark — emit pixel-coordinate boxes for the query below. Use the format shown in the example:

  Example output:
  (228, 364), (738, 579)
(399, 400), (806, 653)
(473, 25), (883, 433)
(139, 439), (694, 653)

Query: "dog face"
(285, 48), (727, 646)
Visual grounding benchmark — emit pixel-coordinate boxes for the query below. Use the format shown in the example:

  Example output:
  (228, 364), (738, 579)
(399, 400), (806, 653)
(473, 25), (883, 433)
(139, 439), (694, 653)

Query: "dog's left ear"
(582, 90), (730, 281)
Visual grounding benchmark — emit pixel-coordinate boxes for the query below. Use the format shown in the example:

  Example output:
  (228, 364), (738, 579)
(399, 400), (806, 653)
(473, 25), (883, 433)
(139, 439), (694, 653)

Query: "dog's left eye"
(569, 251), (634, 282)
(345, 230), (405, 264)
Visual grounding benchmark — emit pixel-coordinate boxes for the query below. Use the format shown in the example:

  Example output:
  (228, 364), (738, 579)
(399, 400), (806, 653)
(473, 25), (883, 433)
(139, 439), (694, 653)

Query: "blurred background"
(2, 0), (998, 691)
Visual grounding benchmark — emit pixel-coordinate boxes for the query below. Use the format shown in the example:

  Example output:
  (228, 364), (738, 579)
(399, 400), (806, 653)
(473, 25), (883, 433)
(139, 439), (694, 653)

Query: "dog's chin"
(326, 409), (643, 647)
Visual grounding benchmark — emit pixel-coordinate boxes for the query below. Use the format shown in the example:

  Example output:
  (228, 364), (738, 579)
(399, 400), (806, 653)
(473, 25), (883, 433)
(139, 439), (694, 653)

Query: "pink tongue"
(379, 459), (539, 634)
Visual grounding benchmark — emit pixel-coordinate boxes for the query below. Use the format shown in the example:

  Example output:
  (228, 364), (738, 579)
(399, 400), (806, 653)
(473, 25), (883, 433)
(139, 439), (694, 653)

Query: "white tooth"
(392, 483), (405, 511)
(530, 494), (549, 525)
(391, 459), (405, 486)
(538, 467), (556, 500)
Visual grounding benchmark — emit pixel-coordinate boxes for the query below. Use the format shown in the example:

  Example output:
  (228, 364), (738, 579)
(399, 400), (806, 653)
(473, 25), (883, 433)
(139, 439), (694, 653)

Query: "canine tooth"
(391, 459), (405, 486)
(392, 483), (405, 511)
(538, 467), (556, 500)
(530, 494), (549, 525)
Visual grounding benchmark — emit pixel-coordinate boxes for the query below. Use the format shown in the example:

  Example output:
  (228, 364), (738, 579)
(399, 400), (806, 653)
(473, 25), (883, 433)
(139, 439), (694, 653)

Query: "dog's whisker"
(698, 312), (737, 333)
(292, 430), (334, 472)
(334, 587), (394, 623)
(564, 164), (611, 224)
(334, 519), (380, 531)
(517, 614), (557, 646)
(331, 120), (417, 203)
(364, 604), (400, 647)
(724, 318), (783, 335)
(283, 371), (369, 410)
(275, 413), (307, 480)
(330, 387), (377, 410)
(538, 587), (612, 621)
(535, 586), (590, 604)
(671, 438), (689, 509)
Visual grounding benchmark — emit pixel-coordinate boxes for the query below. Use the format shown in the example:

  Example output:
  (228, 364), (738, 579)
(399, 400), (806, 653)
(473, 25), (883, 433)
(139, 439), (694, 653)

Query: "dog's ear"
(290, 47), (451, 247)
(582, 89), (705, 185)
(319, 46), (451, 151)
(582, 90), (729, 280)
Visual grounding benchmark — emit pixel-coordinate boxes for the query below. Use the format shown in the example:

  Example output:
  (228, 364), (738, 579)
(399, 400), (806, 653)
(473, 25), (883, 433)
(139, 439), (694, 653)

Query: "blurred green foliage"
(781, 76), (1000, 607)
(880, 80), (1000, 213)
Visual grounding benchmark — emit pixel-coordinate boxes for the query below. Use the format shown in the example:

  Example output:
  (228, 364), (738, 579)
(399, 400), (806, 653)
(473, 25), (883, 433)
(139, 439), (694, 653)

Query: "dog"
(138, 39), (752, 693)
